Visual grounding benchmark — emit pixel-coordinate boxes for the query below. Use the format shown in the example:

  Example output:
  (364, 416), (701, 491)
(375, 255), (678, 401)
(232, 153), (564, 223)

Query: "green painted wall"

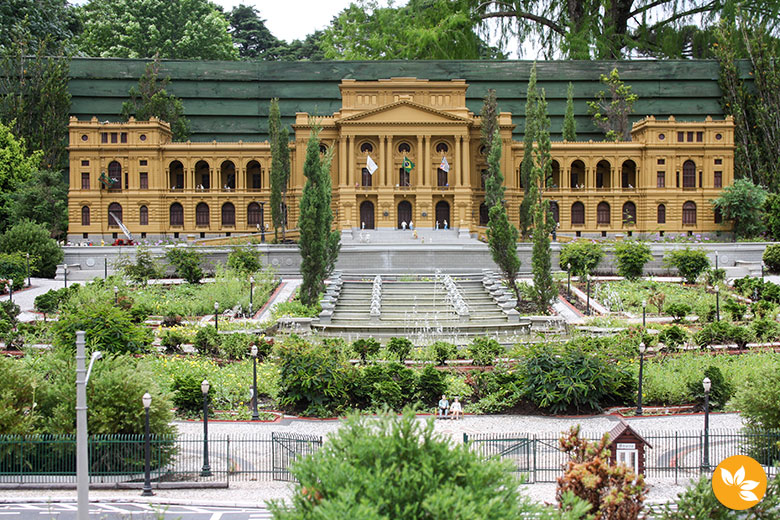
(68, 58), (749, 143)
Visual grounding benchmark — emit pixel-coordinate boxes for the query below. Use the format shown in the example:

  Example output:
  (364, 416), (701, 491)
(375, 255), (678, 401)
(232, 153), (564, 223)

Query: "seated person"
(437, 394), (449, 419)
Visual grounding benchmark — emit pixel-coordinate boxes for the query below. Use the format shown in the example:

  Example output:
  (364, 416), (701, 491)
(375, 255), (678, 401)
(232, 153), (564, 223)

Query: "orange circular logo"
(712, 455), (768, 510)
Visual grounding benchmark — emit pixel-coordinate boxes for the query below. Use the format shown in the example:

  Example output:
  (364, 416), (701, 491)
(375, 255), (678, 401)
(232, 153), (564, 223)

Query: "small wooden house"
(607, 421), (652, 475)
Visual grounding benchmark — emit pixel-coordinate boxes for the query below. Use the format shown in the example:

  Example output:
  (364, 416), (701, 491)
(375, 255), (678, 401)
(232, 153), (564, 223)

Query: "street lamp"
(76, 332), (101, 520)
(104, 256), (108, 279)
(259, 202), (266, 243)
(715, 285), (720, 322)
(64, 265), (68, 288)
(214, 302), (219, 332)
(250, 345), (260, 421)
(249, 276), (254, 317)
(586, 274), (591, 316)
(715, 250), (719, 270)
(25, 252), (30, 287)
(641, 299), (647, 328)
(566, 262), (571, 301)
(200, 379), (211, 477)
(8, 279), (12, 303)
(114, 286), (119, 305)
(636, 342), (646, 416)
(141, 392), (154, 496)
(702, 376), (712, 471)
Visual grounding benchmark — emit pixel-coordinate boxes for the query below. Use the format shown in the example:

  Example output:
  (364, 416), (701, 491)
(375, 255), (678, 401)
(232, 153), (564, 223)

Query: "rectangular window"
(677, 132), (684, 142)
(120, 132), (127, 143)
(657, 171), (665, 188)
(81, 172), (90, 190)
(124, 173), (128, 190)
(110, 132), (118, 143)
(139, 172), (148, 189)
(714, 171), (722, 188)
(715, 158), (722, 165)
(657, 158), (665, 165)
(687, 131), (694, 142)
(696, 131), (703, 142)
(101, 133), (108, 143)
(81, 160), (90, 166)
(140, 159), (147, 166)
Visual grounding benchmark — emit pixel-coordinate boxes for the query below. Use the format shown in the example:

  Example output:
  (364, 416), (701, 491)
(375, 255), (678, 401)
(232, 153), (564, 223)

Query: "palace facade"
(67, 78), (734, 242)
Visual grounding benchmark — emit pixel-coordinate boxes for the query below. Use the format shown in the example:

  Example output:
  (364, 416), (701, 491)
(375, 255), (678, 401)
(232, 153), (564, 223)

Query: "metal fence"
(0, 433), (322, 484)
(464, 429), (780, 484)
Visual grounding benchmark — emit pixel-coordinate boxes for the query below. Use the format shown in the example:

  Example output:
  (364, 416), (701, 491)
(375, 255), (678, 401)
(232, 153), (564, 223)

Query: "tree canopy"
(0, 0), (80, 52)
(75, 0), (238, 60)
(0, 121), (41, 233)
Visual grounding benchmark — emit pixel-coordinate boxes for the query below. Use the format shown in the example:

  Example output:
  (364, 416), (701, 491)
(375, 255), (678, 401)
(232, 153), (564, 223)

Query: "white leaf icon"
(721, 468), (734, 486)
(735, 466), (746, 486)
(741, 480), (760, 491)
(740, 490), (759, 502)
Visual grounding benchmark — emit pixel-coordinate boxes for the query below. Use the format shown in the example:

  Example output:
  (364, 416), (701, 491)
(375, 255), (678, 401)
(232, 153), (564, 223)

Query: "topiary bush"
(352, 337), (381, 364)
(172, 371), (207, 415)
(763, 243), (780, 273)
(430, 340), (456, 366)
(416, 364), (447, 407)
(0, 220), (63, 278)
(386, 336), (413, 363)
(664, 302), (691, 323)
(559, 240), (604, 276)
(663, 247), (710, 284)
(193, 325), (221, 356)
(468, 337), (503, 366)
(165, 247), (204, 284)
(227, 246), (262, 274)
(0, 252), (27, 289)
(613, 240), (652, 280)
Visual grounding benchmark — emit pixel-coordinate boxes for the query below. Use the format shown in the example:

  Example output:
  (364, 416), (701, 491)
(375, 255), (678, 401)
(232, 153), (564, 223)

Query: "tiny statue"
(402, 221), (407, 230)
(437, 395), (449, 419)
(444, 219), (448, 230)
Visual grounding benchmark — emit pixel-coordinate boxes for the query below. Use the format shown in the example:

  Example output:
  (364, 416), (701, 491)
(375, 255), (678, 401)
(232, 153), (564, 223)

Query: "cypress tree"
(563, 82), (577, 142)
(269, 99), (290, 242)
(480, 88), (498, 150)
(298, 123), (339, 306)
(481, 90), (504, 209)
(530, 89), (557, 314)
(518, 63), (538, 239)
(486, 130), (522, 305)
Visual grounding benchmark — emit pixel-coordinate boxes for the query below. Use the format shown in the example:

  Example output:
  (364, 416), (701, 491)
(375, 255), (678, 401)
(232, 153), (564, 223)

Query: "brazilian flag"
(403, 156), (415, 173)
(98, 171), (111, 189)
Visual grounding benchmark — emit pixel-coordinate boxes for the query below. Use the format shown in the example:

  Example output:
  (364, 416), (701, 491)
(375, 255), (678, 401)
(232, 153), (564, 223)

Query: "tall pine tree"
(530, 89), (557, 314)
(268, 98), (290, 242)
(481, 89), (503, 209)
(563, 82), (577, 142)
(518, 63), (538, 239)
(298, 122), (339, 306)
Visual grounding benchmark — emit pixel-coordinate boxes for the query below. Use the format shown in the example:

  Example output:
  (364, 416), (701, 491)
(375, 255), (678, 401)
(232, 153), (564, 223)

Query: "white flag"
(109, 212), (134, 241)
(439, 156), (450, 173)
(366, 155), (378, 175)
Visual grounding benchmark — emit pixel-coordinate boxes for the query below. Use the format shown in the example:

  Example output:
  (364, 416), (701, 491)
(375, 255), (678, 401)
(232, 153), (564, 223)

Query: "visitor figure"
(402, 221), (407, 230)
(450, 397), (462, 420)
(409, 220), (414, 230)
(444, 219), (448, 230)
(435, 221), (439, 230)
(437, 394), (449, 419)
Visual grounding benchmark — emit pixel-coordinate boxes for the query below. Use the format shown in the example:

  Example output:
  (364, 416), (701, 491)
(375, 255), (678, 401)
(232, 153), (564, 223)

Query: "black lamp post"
(104, 257), (108, 279)
(200, 379), (211, 477)
(25, 253), (30, 287)
(566, 262), (571, 301)
(114, 286), (119, 305)
(259, 202), (266, 243)
(249, 276), (254, 317)
(636, 342), (646, 416)
(715, 285), (720, 322)
(141, 392), (154, 496)
(250, 345), (260, 421)
(586, 274), (591, 316)
(715, 250), (719, 270)
(762, 263), (765, 282)
(642, 299), (647, 328)
(702, 376), (712, 471)
(64, 266), (68, 288)
(214, 302), (219, 332)
(8, 279), (13, 303)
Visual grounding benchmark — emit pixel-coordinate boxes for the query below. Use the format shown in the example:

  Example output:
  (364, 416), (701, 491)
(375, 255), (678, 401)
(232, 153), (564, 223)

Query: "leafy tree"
(763, 244), (780, 273)
(0, 252), (27, 290)
(732, 358), (780, 431)
(226, 4), (281, 59)
(268, 99), (290, 242)
(0, 31), (71, 170)
(298, 123), (339, 306)
(587, 68), (638, 141)
(685, 365), (733, 411)
(75, 0), (238, 60)
(113, 246), (161, 285)
(53, 299), (151, 354)
(352, 337), (381, 365)
(386, 336), (413, 363)
(0, 220), (62, 278)
(712, 178), (767, 239)
(468, 336), (504, 366)
(10, 169), (68, 240)
(518, 63), (537, 239)
(269, 411), (566, 519)
(0, 0), (80, 52)
(226, 246), (262, 274)
(613, 240), (652, 280)
(664, 247), (710, 284)
(486, 131), (522, 306)
(0, 121), (42, 232)
(193, 325), (220, 356)
(559, 240), (604, 277)
(321, 0), (503, 60)
(562, 82), (577, 141)
(120, 56), (191, 142)
(165, 247), (204, 284)
(763, 194), (780, 241)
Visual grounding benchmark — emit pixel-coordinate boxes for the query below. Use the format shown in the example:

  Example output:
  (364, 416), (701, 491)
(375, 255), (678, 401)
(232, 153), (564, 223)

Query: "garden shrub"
(663, 247), (710, 284)
(468, 337), (503, 366)
(159, 329), (188, 353)
(355, 362), (417, 410)
(352, 337), (380, 364)
(227, 246), (262, 274)
(276, 337), (354, 416)
(664, 302), (691, 322)
(165, 247), (204, 284)
(172, 371), (207, 415)
(0, 252), (28, 289)
(114, 246), (162, 284)
(386, 336), (413, 363)
(219, 332), (253, 360)
(467, 363), (525, 414)
(658, 325), (689, 349)
(430, 340), (456, 365)
(193, 325), (221, 356)
(684, 365), (733, 410)
(732, 359), (780, 431)
(722, 298), (747, 321)
(751, 316), (780, 342)
(0, 220), (62, 278)
(53, 298), (151, 354)
(34, 287), (73, 317)
(703, 267), (726, 285)
(613, 240), (652, 280)
(268, 412), (556, 520)
(0, 356), (38, 434)
(696, 322), (754, 348)
(559, 240), (604, 276)
(733, 276), (780, 303)
(161, 312), (182, 327)
(763, 243), (780, 273)
(271, 300), (320, 319)
(416, 364), (447, 407)
(751, 300), (777, 320)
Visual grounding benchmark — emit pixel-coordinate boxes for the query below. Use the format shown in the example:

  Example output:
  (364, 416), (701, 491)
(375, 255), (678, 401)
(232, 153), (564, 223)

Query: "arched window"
(108, 161), (122, 188)
(360, 142), (373, 153)
(222, 202), (235, 226)
(621, 160), (637, 188)
(657, 204), (666, 224)
(550, 201), (559, 224)
(479, 145), (487, 156)
(571, 202), (585, 225)
(169, 203), (183, 226)
(398, 142), (411, 154)
(597, 202), (610, 225)
(221, 160), (236, 190)
(571, 160), (585, 188)
(247, 202), (261, 226)
(622, 201), (636, 225)
(319, 144), (328, 155)
(714, 207), (723, 224)
(107, 203), (122, 226)
(195, 160), (210, 189)
(550, 160), (560, 188)
(437, 168), (448, 187)
(362, 167), (372, 187)
(683, 160), (696, 188)
(435, 142), (449, 153)
(169, 160), (184, 189)
(247, 160), (262, 190)
(596, 160), (611, 188)
(196, 202), (210, 227)
(139, 205), (148, 226)
(479, 202), (489, 226)
(81, 206), (90, 226)
(683, 201), (697, 225)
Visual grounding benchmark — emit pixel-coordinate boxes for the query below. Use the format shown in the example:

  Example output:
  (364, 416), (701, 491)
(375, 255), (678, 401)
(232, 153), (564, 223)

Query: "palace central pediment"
(336, 100), (472, 126)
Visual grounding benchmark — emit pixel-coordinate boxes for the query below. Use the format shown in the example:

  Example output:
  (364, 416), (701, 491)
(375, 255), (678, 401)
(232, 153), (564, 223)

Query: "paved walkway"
(255, 278), (301, 322)
(0, 278), (64, 321)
